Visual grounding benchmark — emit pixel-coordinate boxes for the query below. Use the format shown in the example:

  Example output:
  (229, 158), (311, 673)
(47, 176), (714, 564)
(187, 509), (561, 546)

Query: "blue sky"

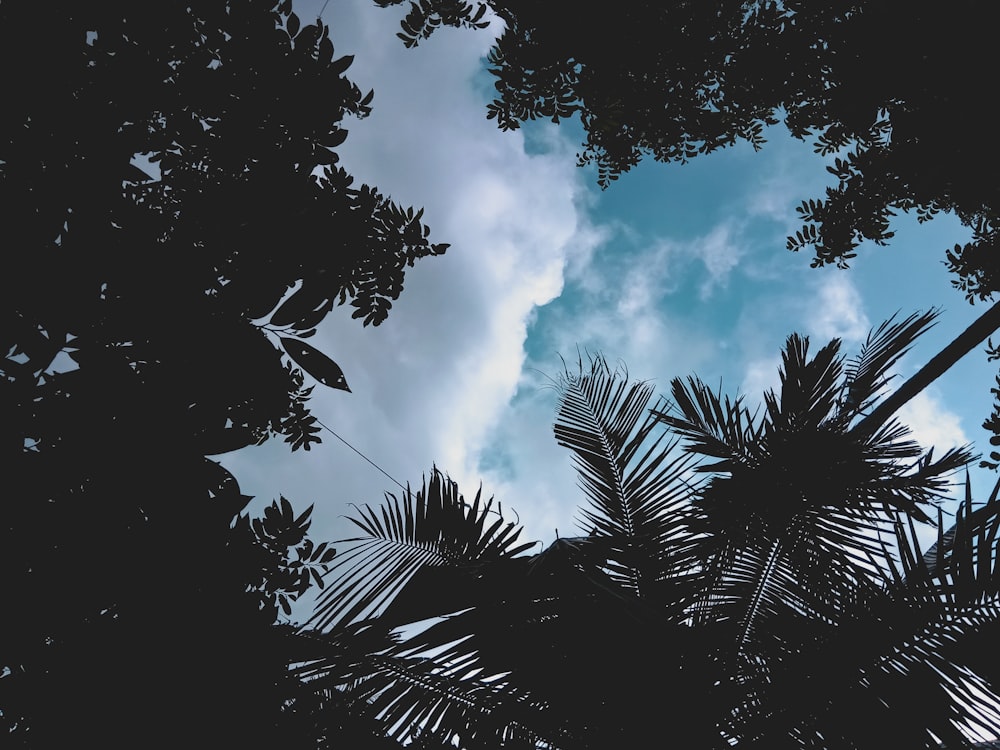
(223, 0), (997, 564)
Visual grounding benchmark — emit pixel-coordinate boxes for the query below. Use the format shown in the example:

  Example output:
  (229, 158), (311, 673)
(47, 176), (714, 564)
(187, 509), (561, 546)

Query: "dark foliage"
(298, 325), (1000, 748)
(1, 0), (446, 743)
(375, 0), (998, 301)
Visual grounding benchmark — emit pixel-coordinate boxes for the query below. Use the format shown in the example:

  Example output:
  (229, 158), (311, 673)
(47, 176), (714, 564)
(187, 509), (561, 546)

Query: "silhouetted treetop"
(377, 0), (1000, 300)
(2, 0), (447, 744)
(3, 0), (447, 456)
(296, 337), (1000, 748)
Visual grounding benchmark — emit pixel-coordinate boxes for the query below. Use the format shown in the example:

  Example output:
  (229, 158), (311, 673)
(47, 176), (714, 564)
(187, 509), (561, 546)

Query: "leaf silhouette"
(280, 337), (350, 391)
(269, 283), (328, 328)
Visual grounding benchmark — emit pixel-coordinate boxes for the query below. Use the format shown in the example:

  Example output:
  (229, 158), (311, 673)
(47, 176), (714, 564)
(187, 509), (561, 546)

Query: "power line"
(315, 419), (520, 526)
(314, 417), (408, 493)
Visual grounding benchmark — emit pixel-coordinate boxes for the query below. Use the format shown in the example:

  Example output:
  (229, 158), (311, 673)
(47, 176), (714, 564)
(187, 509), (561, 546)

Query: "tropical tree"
(1, 0), (447, 742)
(297, 312), (1000, 749)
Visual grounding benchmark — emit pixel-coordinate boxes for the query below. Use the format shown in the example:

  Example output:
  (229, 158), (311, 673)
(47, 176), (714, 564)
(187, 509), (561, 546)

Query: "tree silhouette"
(375, 0), (998, 298)
(297, 318), (1000, 748)
(1, 0), (446, 743)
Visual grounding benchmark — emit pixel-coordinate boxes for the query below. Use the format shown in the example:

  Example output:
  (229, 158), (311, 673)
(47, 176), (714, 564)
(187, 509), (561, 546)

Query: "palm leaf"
(358, 533), (715, 749)
(296, 477), (555, 746)
(348, 651), (551, 748)
(733, 471), (1000, 748)
(839, 309), (940, 422)
(307, 469), (534, 631)
(552, 354), (704, 598)
(764, 334), (843, 432)
(293, 316), (989, 747)
(723, 476), (1000, 748)
(299, 535), (671, 749)
(670, 321), (971, 685)
(798, 472), (1000, 746)
(294, 621), (561, 749)
(654, 375), (765, 471)
(920, 470), (1000, 578)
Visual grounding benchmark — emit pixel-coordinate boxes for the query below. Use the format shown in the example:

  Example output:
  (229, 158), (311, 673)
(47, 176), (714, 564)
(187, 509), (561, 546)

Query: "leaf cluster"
(376, 0), (1000, 303)
(375, 0), (491, 48)
(1, 0), (447, 743)
(235, 496), (338, 619)
(1, 0), (448, 461)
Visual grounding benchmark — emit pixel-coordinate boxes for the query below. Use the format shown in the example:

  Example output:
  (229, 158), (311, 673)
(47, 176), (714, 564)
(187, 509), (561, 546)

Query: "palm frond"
(730, 452), (983, 745)
(294, 621), (561, 749)
(293, 314), (990, 748)
(553, 354), (704, 597)
(307, 469), (534, 631)
(835, 472), (1000, 744)
(354, 533), (715, 749)
(894, 472), (1000, 597)
(349, 651), (552, 748)
(839, 309), (940, 422)
(552, 355), (656, 529)
(765, 334), (842, 432)
(723, 476), (1000, 748)
(675, 320), (972, 686)
(866, 442), (976, 524)
(654, 375), (765, 470)
(299, 533), (683, 749)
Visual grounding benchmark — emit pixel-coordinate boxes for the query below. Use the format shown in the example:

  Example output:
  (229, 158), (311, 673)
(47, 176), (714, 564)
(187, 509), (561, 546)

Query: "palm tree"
(296, 311), (1000, 749)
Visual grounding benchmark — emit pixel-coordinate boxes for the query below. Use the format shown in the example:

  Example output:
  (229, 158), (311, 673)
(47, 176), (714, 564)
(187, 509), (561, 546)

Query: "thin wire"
(315, 417), (408, 493)
(317, 0), (331, 20)
(315, 418), (514, 524)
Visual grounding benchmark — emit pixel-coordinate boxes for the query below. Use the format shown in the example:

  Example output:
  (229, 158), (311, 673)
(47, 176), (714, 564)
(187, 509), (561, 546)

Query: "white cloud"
(533, 242), (721, 386)
(741, 355), (783, 401)
(691, 221), (744, 299)
(747, 176), (798, 225)
(804, 271), (870, 344)
(744, 127), (839, 231)
(474, 376), (580, 544)
(616, 239), (677, 319)
(222, 0), (600, 544)
(895, 389), (970, 456)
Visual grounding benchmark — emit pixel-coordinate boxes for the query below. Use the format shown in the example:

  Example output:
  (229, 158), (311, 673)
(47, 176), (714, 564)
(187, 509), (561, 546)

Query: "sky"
(222, 0), (998, 578)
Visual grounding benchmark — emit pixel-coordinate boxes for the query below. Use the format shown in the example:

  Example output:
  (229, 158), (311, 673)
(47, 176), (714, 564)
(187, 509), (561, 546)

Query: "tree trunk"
(851, 300), (1000, 440)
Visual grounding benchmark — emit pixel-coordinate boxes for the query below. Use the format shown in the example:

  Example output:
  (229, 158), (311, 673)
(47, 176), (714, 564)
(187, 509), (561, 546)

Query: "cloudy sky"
(223, 0), (997, 569)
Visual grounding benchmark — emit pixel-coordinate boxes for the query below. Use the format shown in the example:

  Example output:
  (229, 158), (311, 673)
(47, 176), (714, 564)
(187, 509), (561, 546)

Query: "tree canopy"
(377, 0), (1000, 301)
(7, 0), (1000, 747)
(1, 0), (446, 743)
(298, 331), (1000, 749)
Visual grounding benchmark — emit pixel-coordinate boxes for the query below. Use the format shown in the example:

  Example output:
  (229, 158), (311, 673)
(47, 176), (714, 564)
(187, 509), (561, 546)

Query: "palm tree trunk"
(851, 300), (1000, 440)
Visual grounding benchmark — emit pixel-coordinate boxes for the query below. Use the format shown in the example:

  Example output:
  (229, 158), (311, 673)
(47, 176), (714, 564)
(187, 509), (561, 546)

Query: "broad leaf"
(281, 337), (350, 391)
